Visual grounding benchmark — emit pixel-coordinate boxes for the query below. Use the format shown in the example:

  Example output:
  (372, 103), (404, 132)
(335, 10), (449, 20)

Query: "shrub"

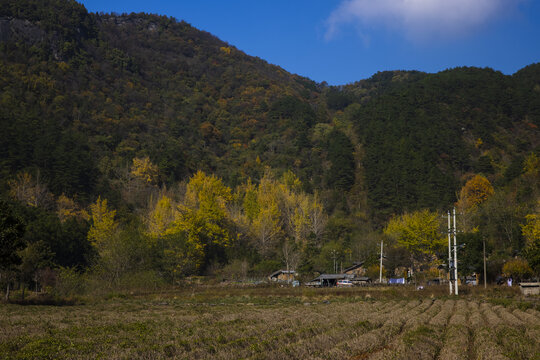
(251, 259), (282, 277)
(502, 258), (533, 282)
(53, 267), (85, 297)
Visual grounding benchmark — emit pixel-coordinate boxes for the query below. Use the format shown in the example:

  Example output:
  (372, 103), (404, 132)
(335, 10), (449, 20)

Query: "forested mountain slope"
(342, 67), (539, 221)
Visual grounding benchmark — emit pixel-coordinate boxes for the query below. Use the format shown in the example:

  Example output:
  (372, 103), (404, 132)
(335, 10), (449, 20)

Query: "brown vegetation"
(1, 285), (539, 359)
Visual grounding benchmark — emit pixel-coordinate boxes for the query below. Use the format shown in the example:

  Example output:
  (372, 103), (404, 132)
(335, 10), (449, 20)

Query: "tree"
(306, 193), (327, 245)
(384, 209), (445, 270)
(130, 156), (160, 185)
(457, 174), (494, 211)
(522, 213), (540, 246)
(249, 175), (282, 257)
(522, 204), (540, 274)
(8, 171), (54, 209)
(480, 191), (525, 252)
(456, 174), (496, 233)
(278, 172), (318, 248)
(162, 230), (205, 282)
(314, 241), (344, 273)
(502, 258), (533, 282)
(252, 205), (281, 257)
(87, 197), (137, 286)
(0, 200), (25, 300)
(281, 240), (301, 279)
(146, 194), (176, 240)
(18, 240), (54, 296)
(457, 232), (485, 276)
(87, 197), (118, 251)
(167, 171), (235, 273)
(56, 194), (89, 222)
(21, 206), (91, 269)
(523, 152), (539, 177)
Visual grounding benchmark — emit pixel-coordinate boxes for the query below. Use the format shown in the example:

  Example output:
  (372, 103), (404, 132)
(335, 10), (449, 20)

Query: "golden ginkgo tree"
(384, 209), (446, 271)
(162, 171), (236, 276)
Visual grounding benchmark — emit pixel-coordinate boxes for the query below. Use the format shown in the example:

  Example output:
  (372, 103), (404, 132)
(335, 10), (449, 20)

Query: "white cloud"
(325, 0), (522, 43)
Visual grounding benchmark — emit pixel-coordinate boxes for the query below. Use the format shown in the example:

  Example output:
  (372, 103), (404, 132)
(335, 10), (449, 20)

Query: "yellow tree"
(145, 194), (204, 278)
(165, 171), (235, 274)
(502, 258), (533, 282)
(308, 193), (327, 244)
(278, 175), (320, 249)
(252, 205), (281, 256)
(146, 195), (176, 240)
(522, 213), (540, 245)
(522, 201), (540, 274)
(242, 179), (259, 222)
(56, 194), (89, 222)
(456, 174), (495, 232)
(251, 174), (282, 256)
(384, 209), (445, 271)
(457, 174), (494, 210)
(523, 152), (539, 177)
(87, 197), (123, 284)
(87, 196), (118, 251)
(130, 156), (160, 185)
(290, 193), (312, 247)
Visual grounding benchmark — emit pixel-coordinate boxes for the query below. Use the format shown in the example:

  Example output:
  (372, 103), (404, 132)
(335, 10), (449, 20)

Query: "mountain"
(342, 67), (540, 221)
(0, 0), (324, 198)
(0, 1), (538, 278)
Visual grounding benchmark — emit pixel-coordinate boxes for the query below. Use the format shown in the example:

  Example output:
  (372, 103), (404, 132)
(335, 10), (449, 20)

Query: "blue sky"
(79, 0), (540, 85)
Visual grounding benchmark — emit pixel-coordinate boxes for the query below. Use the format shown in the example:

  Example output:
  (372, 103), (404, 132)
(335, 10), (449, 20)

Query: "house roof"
(311, 274), (348, 281)
(269, 270), (296, 278)
(343, 262), (365, 273)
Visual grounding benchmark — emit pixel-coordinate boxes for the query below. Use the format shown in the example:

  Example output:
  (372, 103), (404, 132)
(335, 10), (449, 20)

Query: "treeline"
(1, 162), (538, 299)
(0, 165), (355, 297)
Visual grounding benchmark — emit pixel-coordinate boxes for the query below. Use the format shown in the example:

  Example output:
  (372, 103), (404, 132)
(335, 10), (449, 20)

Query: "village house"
(343, 262), (366, 277)
(306, 274), (348, 287)
(268, 270), (297, 283)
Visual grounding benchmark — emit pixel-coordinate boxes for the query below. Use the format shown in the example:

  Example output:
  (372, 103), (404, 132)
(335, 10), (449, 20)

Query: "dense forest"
(0, 0), (538, 296)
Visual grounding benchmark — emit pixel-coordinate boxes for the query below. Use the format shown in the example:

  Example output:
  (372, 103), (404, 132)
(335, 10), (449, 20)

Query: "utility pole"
(448, 210), (453, 295)
(379, 240), (383, 283)
(483, 237), (487, 289)
(453, 207), (458, 295)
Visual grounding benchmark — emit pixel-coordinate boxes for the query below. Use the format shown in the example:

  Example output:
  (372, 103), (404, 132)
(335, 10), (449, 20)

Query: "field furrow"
(429, 299), (455, 326)
(473, 327), (510, 360)
(1, 291), (538, 360)
(481, 302), (504, 326)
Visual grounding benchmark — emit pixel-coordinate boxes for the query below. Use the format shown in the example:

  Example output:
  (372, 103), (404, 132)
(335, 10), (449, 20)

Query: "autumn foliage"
(457, 174), (494, 211)
(384, 209), (445, 259)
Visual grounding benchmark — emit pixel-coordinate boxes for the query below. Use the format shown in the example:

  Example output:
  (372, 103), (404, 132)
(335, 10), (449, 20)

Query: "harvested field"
(0, 287), (539, 359)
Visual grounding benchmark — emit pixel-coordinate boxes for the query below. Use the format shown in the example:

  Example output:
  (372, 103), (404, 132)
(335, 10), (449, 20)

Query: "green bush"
(53, 267), (85, 297)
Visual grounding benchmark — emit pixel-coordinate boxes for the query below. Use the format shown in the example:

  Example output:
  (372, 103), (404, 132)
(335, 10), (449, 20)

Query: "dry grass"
(0, 286), (538, 359)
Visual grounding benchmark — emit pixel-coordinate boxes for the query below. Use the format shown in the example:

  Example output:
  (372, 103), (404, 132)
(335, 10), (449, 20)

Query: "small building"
(520, 282), (540, 296)
(269, 270), (297, 283)
(308, 274), (350, 287)
(343, 262), (366, 277)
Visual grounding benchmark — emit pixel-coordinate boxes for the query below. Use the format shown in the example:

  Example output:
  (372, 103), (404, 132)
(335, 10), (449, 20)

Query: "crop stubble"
(0, 297), (538, 359)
